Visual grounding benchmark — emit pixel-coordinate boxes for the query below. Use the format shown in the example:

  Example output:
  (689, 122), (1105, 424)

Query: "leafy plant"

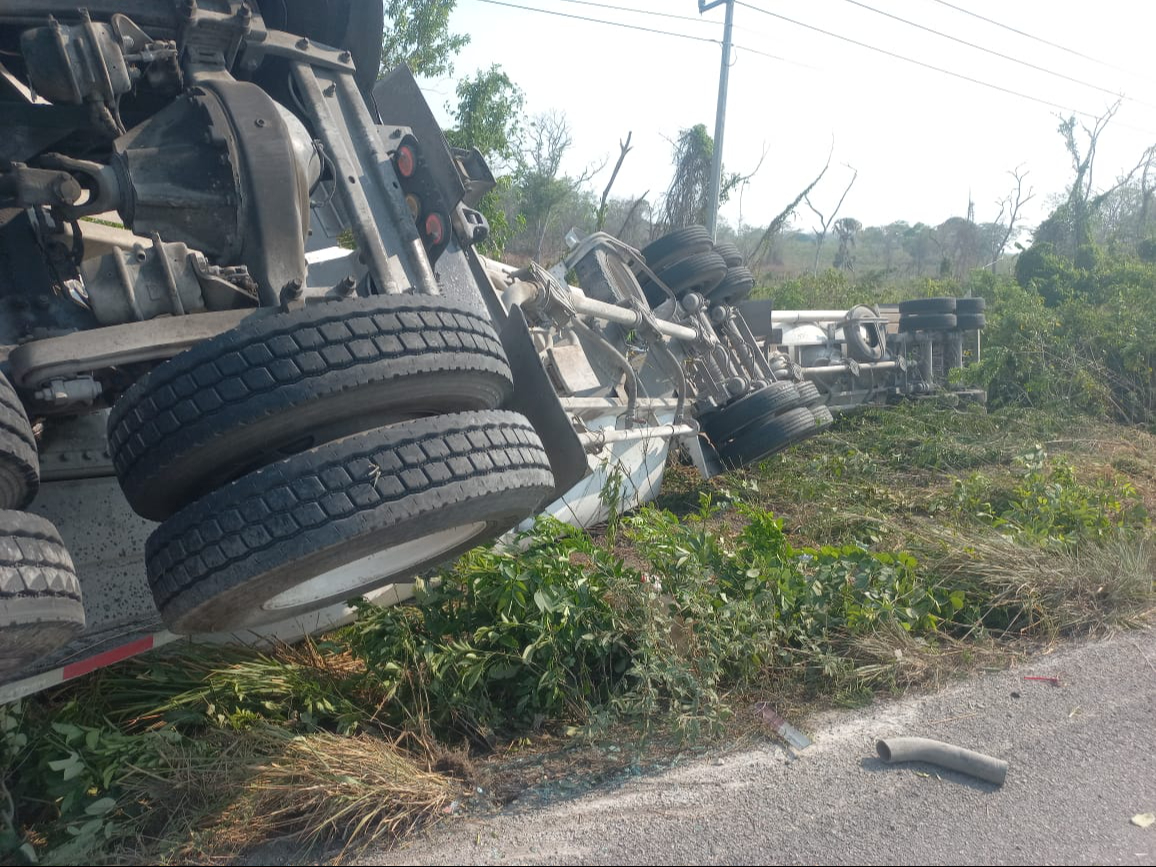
(0, 699), (190, 864)
(951, 445), (1148, 547)
(347, 518), (638, 740)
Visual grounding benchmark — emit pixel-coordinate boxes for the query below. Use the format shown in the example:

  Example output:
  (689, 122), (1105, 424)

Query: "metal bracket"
(290, 62), (438, 296)
(239, 28), (357, 76)
(8, 308), (261, 392)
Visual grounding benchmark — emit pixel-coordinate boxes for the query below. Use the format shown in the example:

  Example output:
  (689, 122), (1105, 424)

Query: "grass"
(2, 402), (1153, 864)
(102, 725), (455, 864)
(914, 526), (1155, 637)
(0, 649), (459, 865)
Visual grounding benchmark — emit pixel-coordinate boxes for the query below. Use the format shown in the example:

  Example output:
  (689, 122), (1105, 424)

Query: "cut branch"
(750, 144), (834, 268)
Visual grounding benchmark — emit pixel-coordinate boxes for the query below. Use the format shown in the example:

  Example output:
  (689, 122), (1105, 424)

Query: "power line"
(474, 0), (719, 44)
(547, 0), (812, 59)
(733, 42), (814, 70)
(925, 0), (1149, 81)
(476, 0), (1155, 135)
(547, 0), (714, 27)
(473, 0), (798, 66)
(735, 2), (1153, 130)
(842, 0), (1149, 108)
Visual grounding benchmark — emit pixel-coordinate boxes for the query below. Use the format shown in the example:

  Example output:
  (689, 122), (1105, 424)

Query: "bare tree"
(749, 148), (833, 269)
(988, 165), (1035, 272)
(596, 132), (632, 231)
(805, 164), (858, 274)
(520, 109), (572, 178)
(1037, 102), (1151, 259)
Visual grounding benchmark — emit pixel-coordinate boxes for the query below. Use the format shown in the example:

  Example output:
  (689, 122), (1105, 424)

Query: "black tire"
(712, 241), (744, 268)
(641, 226), (713, 272)
(898, 297), (956, 315)
(843, 305), (885, 362)
(109, 296), (513, 522)
(955, 313), (987, 330)
(899, 313), (958, 332)
(699, 381), (802, 445)
(147, 411), (554, 634)
(715, 407), (817, 469)
(796, 381), (822, 406)
(0, 510), (84, 680)
(708, 266), (756, 305)
(654, 251), (728, 299)
(0, 374), (38, 511)
(810, 405), (834, 428)
(955, 297), (986, 314)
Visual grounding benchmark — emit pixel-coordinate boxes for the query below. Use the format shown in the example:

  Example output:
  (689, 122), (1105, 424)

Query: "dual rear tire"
(640, 227), (755, 306)
(108, 296), (555, 634)
(698, 380), (832, 469)
(0, 376), (83, 680)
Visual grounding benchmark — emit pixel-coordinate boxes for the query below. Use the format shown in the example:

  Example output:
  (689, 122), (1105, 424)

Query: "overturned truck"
(0, 1), (982, 700)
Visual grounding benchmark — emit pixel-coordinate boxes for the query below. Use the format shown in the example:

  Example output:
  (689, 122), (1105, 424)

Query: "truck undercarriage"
(0, 1), (983, 701)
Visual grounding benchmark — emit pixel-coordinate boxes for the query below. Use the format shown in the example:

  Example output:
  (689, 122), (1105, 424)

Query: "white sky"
(417, 0), (1156, 234)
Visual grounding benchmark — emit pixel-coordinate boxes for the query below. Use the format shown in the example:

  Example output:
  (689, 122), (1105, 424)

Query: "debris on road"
(876, 736), (1008, 786)
(754, 703), (812, 750)
(1132, 813), (1155, 829)
(1024, 676), (1063, 686)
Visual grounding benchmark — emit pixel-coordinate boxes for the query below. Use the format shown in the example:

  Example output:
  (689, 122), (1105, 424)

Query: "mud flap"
(735, 299), (774, 338)
(499, 305), (589, 503)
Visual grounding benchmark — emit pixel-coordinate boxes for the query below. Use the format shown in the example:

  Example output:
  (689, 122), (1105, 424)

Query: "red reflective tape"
(62, 635), (155, 680)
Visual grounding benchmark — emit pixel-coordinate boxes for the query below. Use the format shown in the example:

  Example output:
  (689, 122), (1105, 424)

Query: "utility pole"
(700, 0), (734, 240)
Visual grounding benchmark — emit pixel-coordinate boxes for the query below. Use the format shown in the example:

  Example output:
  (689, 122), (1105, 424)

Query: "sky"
(416, 0), (1156, 235)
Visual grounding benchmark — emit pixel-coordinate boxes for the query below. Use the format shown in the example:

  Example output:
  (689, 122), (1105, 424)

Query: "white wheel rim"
(261, 521), (486, 612)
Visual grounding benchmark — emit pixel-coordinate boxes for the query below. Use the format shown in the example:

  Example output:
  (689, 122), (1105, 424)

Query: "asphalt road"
(363, 629), (1156, 866)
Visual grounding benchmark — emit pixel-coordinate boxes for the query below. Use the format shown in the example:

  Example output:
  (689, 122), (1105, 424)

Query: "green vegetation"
(3, 403), (1152, 863)
(379, 0), (469, 79)
(965, 252), (1156, 425)
(9, 112), (1156, 863)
